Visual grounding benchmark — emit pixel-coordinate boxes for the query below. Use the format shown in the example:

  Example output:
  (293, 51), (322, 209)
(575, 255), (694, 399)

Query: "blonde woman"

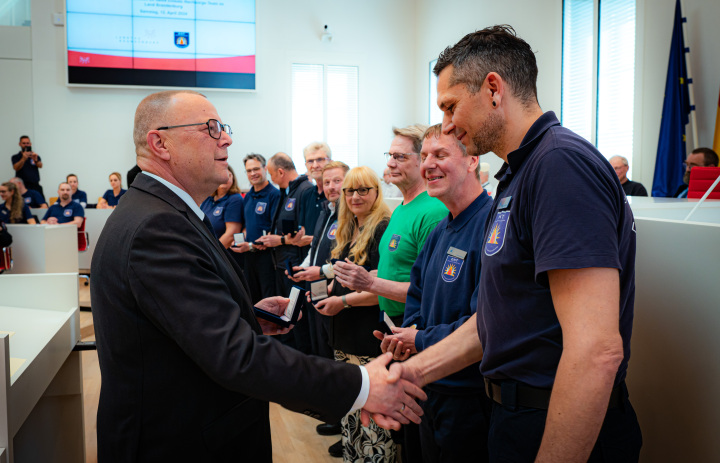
(98, 172), (126, 208)
(313, 166), (394, 462)
(0, 181), (37, 224)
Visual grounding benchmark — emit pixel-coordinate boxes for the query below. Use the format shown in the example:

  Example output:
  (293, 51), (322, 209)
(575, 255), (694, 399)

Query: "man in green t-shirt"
(333, 124), (447, 322)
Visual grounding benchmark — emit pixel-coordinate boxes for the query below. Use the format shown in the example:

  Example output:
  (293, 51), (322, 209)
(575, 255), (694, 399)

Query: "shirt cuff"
(349, 365), (370, 412)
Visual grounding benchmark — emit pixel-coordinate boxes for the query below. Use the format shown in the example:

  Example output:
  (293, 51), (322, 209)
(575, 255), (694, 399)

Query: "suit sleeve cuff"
(348, 365), (370, 412)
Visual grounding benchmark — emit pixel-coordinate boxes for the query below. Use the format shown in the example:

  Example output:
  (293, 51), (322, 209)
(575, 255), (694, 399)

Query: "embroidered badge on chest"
(388, 234), (401, 251)
(213, 206), (223, 216)
(255, 202), (267, 214)
(441, 255), (464, 282)
(25, 197), (31, 204)
(485, 210), (510, 256)
(327, 221), (338, 240)
(285, 198), (296, 211)
(63, 209), (73, 217)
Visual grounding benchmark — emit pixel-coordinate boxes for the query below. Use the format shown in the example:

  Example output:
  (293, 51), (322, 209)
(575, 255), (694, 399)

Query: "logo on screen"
(79, 56), (90, 64)
(174, 32), (190, 48)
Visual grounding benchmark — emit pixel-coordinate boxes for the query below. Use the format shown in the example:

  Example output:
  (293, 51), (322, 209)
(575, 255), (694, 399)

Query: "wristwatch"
(281, 236), (286, 245)
(341, 295), (351, 309)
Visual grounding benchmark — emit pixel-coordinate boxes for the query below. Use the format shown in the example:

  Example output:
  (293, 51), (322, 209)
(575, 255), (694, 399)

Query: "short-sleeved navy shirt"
(22, 189), (46, 208)
(477, 112), (636, 389)
(42, 201), (85, 223)
(0, 202), (34, 224)
(11, 151), (42, 185)
(102, 189), (127, 207)
(200, 193), (244, 239)
(243, 182), (280, 242)
(403, 192), (493, 390)
(72, 190), (88, 207)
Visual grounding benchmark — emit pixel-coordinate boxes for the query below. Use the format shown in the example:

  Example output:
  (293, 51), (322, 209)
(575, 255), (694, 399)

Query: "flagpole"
(680, 0), (699, 149)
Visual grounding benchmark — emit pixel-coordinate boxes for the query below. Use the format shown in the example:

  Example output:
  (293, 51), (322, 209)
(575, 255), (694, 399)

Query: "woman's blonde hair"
(1, 182), (24, 223)
(331, 166), (390, 266)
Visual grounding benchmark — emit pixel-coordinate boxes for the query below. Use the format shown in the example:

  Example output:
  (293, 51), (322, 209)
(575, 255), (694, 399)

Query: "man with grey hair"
(90, 90), (426, 462)
(609, 155), (647, 197)
(297, 141), (332, 247)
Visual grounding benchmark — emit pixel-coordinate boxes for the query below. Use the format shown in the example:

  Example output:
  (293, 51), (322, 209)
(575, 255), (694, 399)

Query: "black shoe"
(328, 440), (343, 458)
(316, 422), (342, 436)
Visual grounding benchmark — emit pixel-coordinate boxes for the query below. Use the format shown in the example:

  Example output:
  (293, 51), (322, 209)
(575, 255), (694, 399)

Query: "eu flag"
(651, 0), (691, 197)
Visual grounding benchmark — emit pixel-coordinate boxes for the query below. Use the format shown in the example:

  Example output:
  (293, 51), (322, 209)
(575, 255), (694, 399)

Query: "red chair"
(687, 167), (720, 199)
(0, 246), (12, 273)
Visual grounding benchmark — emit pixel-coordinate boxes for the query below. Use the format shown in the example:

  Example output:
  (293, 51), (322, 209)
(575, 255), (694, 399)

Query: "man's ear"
(485, 72), (505, 105)
(147, 131), (171, 161)
(468, 155), (480, 175)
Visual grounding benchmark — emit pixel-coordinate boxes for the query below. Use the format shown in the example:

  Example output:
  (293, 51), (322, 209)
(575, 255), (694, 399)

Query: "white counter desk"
(0, 273), (84, 463)
(4, 224), (78, 275)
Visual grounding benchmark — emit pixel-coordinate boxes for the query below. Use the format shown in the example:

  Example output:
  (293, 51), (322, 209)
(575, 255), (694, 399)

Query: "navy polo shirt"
(22, 189), (46, 207)
(1, 202), (34, 224)
(11, 151), (42, 185)
(72, 190), (88, 206)
(243, 182), (280, 242)
(42, 201), (85, 223)
(102, 189), (126, 206)
(477, 111), (636, 389)
(403, 192), (493, 390)
(200, 193), (244, 239)
(299, 186), (327, 235)
(271, 175), (314, 264)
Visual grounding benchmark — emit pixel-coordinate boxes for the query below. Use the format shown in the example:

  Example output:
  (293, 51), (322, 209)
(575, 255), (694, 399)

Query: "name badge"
(498, 195), (512, 210)
(447, 246), (467, 259)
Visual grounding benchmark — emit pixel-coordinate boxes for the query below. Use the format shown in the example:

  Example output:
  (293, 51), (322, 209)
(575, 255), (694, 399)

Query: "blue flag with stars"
(652, 0), (692, 197)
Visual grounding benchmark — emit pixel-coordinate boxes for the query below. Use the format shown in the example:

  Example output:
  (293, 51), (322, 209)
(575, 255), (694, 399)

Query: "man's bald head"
(268, 152), (296, 172)
(134, 90), (205, 156)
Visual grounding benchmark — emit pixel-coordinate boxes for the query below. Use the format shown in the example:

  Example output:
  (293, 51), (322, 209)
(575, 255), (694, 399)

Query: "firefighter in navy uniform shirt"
(376, 126), (493, 463)
(256, 152), (314, 353)
(200, 165), (244, 249)
(386, 26), (642, 463)
(11, 177), (47, 209)
(230, 154), (281, 303)
(41, 182), (84, 227)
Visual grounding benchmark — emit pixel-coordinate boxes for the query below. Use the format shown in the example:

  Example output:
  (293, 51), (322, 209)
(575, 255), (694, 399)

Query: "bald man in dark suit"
(91, 90), (425, 462)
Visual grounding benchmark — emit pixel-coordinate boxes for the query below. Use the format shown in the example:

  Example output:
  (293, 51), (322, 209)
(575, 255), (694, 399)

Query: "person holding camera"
(12, 135), (44, 200)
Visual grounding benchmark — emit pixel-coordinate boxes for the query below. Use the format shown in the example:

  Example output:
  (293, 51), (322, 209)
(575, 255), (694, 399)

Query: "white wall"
(3, 0), (416, 196)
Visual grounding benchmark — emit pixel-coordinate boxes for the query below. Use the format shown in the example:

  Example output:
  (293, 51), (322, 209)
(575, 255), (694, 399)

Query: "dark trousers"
(274, 266), (312, 354)
(305, 296), (333, 359)
(419, 387), (491, 463)
(244, 250), (277, 304)
(487, 383), (642, 462)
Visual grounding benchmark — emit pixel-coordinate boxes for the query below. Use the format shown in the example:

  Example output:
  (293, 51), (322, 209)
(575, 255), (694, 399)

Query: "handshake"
(360, 352), (426, 430)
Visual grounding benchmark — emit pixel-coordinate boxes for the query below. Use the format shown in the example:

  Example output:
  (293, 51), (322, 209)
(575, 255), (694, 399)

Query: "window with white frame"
(562, 0), (636, 163)
(291, 64), (359, 170)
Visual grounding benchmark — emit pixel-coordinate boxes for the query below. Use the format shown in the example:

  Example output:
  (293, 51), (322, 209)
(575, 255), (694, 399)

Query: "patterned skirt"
(334, 349), (397, 463)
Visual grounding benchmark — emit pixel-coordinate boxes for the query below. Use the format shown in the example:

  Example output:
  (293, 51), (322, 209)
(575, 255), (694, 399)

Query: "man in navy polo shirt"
(230, 153), (281, 303)
(10, 177), (48, 209)
(12, 135), (45, 199)
(383, 26), (641, 462)
(41, 182), (84, 227)
(376, 124), (493, 462)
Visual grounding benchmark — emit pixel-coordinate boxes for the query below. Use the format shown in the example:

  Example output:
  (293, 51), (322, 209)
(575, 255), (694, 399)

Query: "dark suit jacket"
(91, 174), (361, 462)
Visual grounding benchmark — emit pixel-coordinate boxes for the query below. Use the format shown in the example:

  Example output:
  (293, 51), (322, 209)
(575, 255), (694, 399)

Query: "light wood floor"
(79, 285), (341, 463)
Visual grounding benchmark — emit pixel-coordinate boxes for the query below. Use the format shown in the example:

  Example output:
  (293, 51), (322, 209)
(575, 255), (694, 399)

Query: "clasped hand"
(254, 296), (299, 336)
(373, 327), (418, 361)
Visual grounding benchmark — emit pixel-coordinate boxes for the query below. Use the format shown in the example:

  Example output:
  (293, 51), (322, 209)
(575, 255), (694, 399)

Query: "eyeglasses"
(157, 119), (232, 140)
(343, 187), (375, 196)
(384, 152), (418, 163)
(683, 162), (703, 170)
(306, 157), (329, 165)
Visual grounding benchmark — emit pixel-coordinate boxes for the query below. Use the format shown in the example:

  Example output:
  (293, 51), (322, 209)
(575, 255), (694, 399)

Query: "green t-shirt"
(377, 191), (448, 317)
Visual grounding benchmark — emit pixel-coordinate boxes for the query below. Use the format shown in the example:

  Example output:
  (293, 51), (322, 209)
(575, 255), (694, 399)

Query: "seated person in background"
(609, 155), (648, 197)
(41, 182), (84, 227)
(381, 167), (403, 199)
(674, 147), (719, 198)
(66, 173), (88, 207)
(1, 181), (37, 224)
(200, 165), (244, 248)
(97, 172), (127, 208)
(10, 177), (47, 208)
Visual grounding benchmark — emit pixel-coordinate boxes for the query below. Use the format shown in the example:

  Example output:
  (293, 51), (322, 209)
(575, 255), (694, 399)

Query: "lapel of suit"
(132, 175), (261, 332)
